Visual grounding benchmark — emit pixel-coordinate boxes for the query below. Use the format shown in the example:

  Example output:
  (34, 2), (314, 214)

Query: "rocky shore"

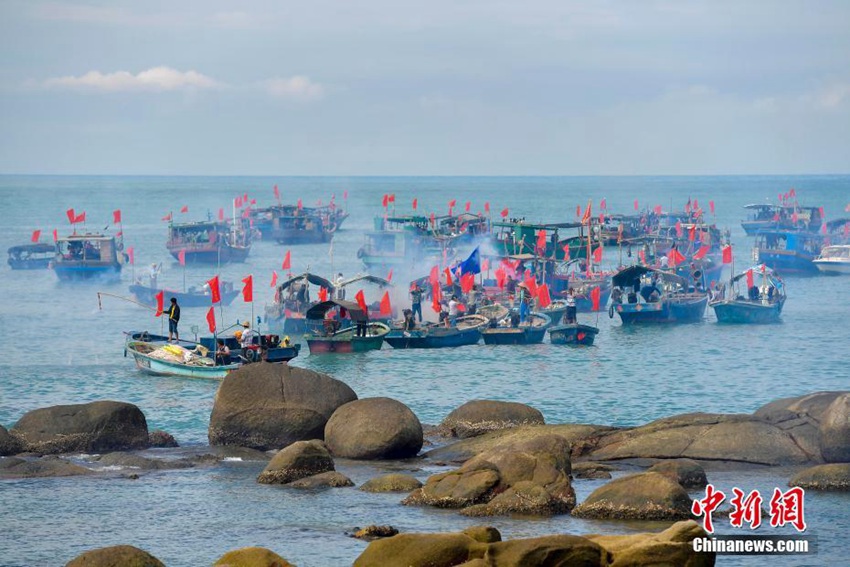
(3, 363), (848, 565)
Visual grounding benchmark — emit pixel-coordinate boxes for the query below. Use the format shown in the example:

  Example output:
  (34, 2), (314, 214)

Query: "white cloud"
(42, 67), (221, 92)
(815, 83), (850, 109)
(265, 76), (324, 101)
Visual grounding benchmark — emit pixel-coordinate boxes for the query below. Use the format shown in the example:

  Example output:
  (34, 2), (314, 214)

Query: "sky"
(1, 0), (849, 175)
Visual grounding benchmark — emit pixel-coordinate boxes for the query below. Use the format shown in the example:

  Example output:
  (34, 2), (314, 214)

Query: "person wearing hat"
(167, 297), (180, 342)
(149, 262), (161, 288)
(238, 321), (259, 349)
(409, 281), (423, 322)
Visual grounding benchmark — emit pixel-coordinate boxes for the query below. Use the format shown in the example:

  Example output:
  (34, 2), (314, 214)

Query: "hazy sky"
(1, 1), (849, 175)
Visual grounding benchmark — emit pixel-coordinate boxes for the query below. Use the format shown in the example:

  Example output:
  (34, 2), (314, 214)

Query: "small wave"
(222, 457), (243, 462)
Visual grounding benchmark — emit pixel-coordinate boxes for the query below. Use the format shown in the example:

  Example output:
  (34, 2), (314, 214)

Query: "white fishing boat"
(813, 245), (850, 275)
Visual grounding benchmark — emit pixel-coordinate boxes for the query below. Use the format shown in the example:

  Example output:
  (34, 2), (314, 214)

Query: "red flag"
(709, 200), (715, 214)
(382, 194), (389, 208)
(481, 258), (490, 271)
(178, 249), (186, 266)
(205, 307), (216, 333)
(581, 201), (592, 225)
(270, 270), (278, 287)
(693, 245), (711, 260)
(412, 198), (418, 210)
(668, 248), (686, 267)
(638, 249), (646, 263)
(746, 269), (754, 289)
(74, 211), (86, 223)
(693, 199), (699, 211)
(819, 206), (825, 217)
(654, 204), (663, 215)
(155, 291), (164, 317)
(180, 205), (189, 213)
(600, 198), (607, 211)
(297, 198), (303, 210)
(31, 230), (41, 243)
(235, 196), (243, 208)
(484, 202), (490, 213)
(495, 268), (506, 290)
(821, 223), (827, 234)
(598, 212), (605, 224)
(688, 225), (696, 241)
(379, 291), (392, 316)
(590, 286), (601, 312)
(318, 287), (328, 302)
(448, 199), (457, 208)
(207, 276), (221, 304)
(576, 205), (581, 218)
(66, 208), (76, 223)
(282, 250), (291, 270)
(634, 199), (639, 211)
(113, 210), (121, 224)
(274, 184), (280, 200)
(675, 220), (683, 237)
(592, 246), (603, 263)
(523, 277), (538, 298)
(844, 223), (850, 238)
(789, 188), (796, 198)
(218, 208), (224, 221)
(429, 212), (435, 226)
(535, 229), (546, 253)
(343, 190), (348, 200)
(537, 284), (552, 308)
(429, 265), (439, 287)
(127, 246), (134, 265)
(792, 211), (798, 224)
(162, 212), (172, 221)
(722, 245), (733, 264)
(431, 283), (442, 313)
(562, 244), (571, 261)
(461, 272), (474, 293)
(500, 208), (509, 218)
(465, 201), (471, 212)
(53, 229), (58, 242)
(444, 267), (453, 287)
(386, 268), (393, 282)
(241, 275), (253, 302)
(355, 290), (368, 313)
(250, 198), (256, 205)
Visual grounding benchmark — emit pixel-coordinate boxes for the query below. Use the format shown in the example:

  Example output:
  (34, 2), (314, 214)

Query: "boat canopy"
(7, 243), (54, 255)
(277, 272), (335, 292)
(306, 300), (368, 322)
(730, 264), (776, 283)
(337, 274), (393, 289)
(825, 217), (850, 230)
(743, 203), (782, 211)
(612, 265), (687, 288)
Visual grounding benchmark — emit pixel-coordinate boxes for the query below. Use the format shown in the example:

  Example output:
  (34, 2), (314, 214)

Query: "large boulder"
(439, 400), (545, 438)
(209, 362), (357, 450)
(11, 401), (149, 454)
(0, 456), (93, 479)
(647, 458), (708, 489)
(819, 394), (850, 463)
(0, 425), (24, 456)
(257, 439), (335, 484)
(789, 463), (850, 490)
(587, 520), (714, 567)
(324, 397), (423, 460)
(572, 472), (693, 520)
(287, 471), (354, 489)
(353, 533), (483, 567)
(359, 473), (423, 493)
(213, 546), (294, 566)
(66, 545), (164, 567)
(480, 535), (607, 566)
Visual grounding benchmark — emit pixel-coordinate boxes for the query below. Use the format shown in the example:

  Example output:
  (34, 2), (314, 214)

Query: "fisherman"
(402, 308), (416, 331)
(238, 321), (259, 348)
(335, 273), (345, 299)
(448, 295), (459, 326)
(167, 297), (180, 342)
(409, 282), (423, 322)
(149, 263), (161, 288)
(215, 340), (231, 365)
(517, 284), (530, 324)
(565, 288), (577, 324)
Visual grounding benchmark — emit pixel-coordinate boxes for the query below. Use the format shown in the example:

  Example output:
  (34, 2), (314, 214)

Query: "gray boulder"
(572, 472), (693, 520)
(0, 425), (24, 456)
(325, 397), (423, 460)
(789, 463), (850, 491)
(0, 456), (93, 479)
(360, 473), (423, 493)
(11, 401), (149, 454)
(439, 400), (544, 438)
(288, 470), (354, 489)
(208, 362), (357, 450)
(257, 439), (334, 484)
(819, 394), (850, 463)
(647, 458), (708, 489)
(66, 545), (164, 567)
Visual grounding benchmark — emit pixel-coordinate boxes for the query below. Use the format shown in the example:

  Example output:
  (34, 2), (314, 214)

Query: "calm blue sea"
(1, 175), (848, 566)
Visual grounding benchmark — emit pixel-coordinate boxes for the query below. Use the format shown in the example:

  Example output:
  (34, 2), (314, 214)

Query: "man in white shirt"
(448, 295), (459, 326)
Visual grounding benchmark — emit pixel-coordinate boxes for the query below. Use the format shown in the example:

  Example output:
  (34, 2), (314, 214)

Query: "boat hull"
(273, 228), (331, 244)
(54, 264), (122, 282)
(615, 295), (707, 324)
(129, 284), (240, 307)
(126, 342), (237, 379)
(814, 260), (850, 275)
(711, 299), (784, 324)
(167, 245), (250, 264)
(548, 323), (599, 345)
(306, 335), (384, 353)
(481, 327), (546, 345)
(384, 327), (482, 348)
(756, 250), (819, 274)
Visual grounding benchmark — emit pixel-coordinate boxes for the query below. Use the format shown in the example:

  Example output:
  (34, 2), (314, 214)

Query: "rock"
(287, 470), (353, 489)
(461, 480), (568, 517)
(587, 520), (714, 567)
(481, 535), (607, 566)
(324, 397), (423, 460)
(11, 401), (149, 455)
(0, 425), (24, 456)
(572, 462), (614, 480)
(573, 472), (693, 520)
(462, 526), (501, 543)
(257, 440), (334, 484)
(359, 473), (422, 493)
(353, 533), (482, 567)
(92, 452), (193, 471)
(439, 400), (544, 438)
(789, 463), (850, 490)
(819, 394), (850, 463)
(352, 525), (399, 541)
(754, 391), (846, 423)
(403, 468), (501, 508)
(647, 458), (708, 489)
(209, 362), (357, 451)
(0, 456), (93, 479)
(148, 430), (178, 448)
(213, 546), (294, 566)
(65, 544), (164, 567)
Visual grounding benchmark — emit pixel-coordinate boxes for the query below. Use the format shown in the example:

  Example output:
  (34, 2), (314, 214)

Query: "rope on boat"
(97, 291), (158, 313)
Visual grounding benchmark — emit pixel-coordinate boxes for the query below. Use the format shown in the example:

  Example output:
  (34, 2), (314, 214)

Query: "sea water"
(1, 175), (848, 566)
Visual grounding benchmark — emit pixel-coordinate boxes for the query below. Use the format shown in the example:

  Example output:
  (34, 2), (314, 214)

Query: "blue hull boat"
(615, 296), (707, 324)
(384, 315), (487, 349)
(712, 299), (784, 324)
(548, 323), (599, 345)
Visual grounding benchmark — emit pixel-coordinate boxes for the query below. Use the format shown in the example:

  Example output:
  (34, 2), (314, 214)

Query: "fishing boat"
(491, 220), (595, 261)
(304, 300), (389, 353)
(813, 244), (850, 275)
(741, 203), (823, 236)
(7, 243), (54, 270)
(710, 265), (786, 324)
(357, 215), (449, 271)
(610, 265), (707, 324)
(53, 233), (124, 281)
(548, 323), (599, 345)
(384, 314), (488, 349)
(481, 312), (550, 345)
(166, 219), (252, 264)
(251, 204), (347, 244)
(335, 274), (395, 322)
(264, 272), (336, 335)
(753, 230), (823, 274)
(128, 281), (239, 308)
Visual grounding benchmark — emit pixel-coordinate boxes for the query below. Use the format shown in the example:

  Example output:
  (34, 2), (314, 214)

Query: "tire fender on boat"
(608, 304), (615, 319)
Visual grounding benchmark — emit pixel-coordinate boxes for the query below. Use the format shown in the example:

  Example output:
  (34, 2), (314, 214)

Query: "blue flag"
(458, 246), (481, 275)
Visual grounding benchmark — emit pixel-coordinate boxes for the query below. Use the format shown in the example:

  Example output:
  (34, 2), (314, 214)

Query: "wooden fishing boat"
(251, 204), (348, 243)
(814, 244), (850, 275)
(741, 203), (822, 236)
(481, 312), (550, 345)
(7, 243), (54, 270)
(753, 230), (823, 274)
(129, 281), (239, 308)
(610, 265), (707, 324)
(53, 233), (124, 281)
(710, 265), (786, 324)
(548, 323), (599, 345)
(304, 300), (388, 353)
(384, 314), (488, 349)
(335, 274), (395, 322)
(166, 219), (252, 264)
(264, 272), (336, 335)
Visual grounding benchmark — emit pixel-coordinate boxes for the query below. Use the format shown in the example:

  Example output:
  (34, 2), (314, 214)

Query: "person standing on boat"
(410, 282), (423, 322)
(517, 285), (530, 324)
(167, 297), (180, 342)
(149, 263), (161, 288)
(448, 295), (459, 326)
(335, 273), (345, 299)
(565, 288), (577, 324)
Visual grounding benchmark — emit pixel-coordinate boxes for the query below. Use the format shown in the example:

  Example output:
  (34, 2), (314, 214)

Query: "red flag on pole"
(207, 276), (221, 304)
(431, 283), (442, 313)
(465, 201), (471, 212)
(318, 287), (328, 302)
(789, 188), (796, 198)
(343, 190), (348, 200)
(444, 267), (453, 287)
(693, 245), (711, 260)
(382, 194), (389, 208)
(162, 213), (172, 221)
(592, 246), (603, 263)
(537, 284), (552, 308)
(274, 184), (280, 200)
(590, 286), (601, 312)
(654, 204), (663, 215)
(31, 230), (41, 243)
(582, 201), (592, 224)
(180, 205), (188, 213)
(634, 199), (639, 211)
(535, 229), (546, 253)
(270, 270), (278, 287)
(461, 273), (474, 293)
(241, 275), (253, 302)
(355, 290), (368, 313)
(429, 213), (435, 226)
(668, 248), (686, 267)
(53, 229), (58, 243)
(675, 220), (683, 237)
(155, 291), (164, 317)
(562, 244), (571, 261)
(206, 307), (216, 333)
(379, 291), (392, 316)
(113, 210), (122, 224)
(127, 246), (134, 265)
(282, 250), (291, 270)
(576, 204), (581, 218)
(495, 268), (506, 289)
(500, 208), (509, 218)
(688, 225), (696, 241)
(448, 199), (457, 208)
(218, 208), (225, 221)
(386, 268), (393, 282)
(722, 245), (733, 264)
(709, 200), (715, 214)
(746, 269), (754, 289)
(388, 194), (395, 203)
(178, 249), (186, 266)
(412, 198), (418, 210)
(523, 277), (538, 298)
(484, 202), (490, 213)
(74, 212), (86, 223)
(600, 198), (607, 210)
(66, 208), (76, 223)
(297, 198), (303, 210)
